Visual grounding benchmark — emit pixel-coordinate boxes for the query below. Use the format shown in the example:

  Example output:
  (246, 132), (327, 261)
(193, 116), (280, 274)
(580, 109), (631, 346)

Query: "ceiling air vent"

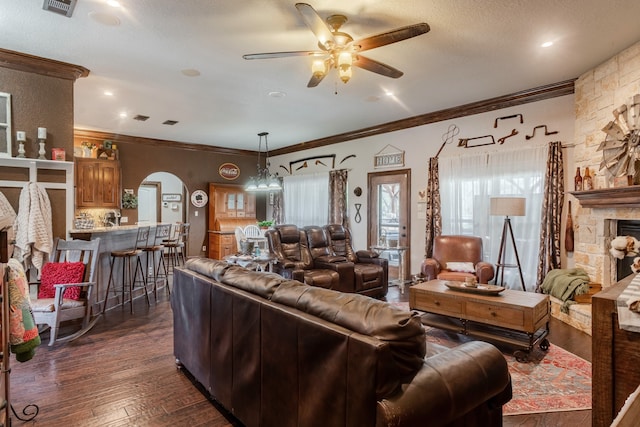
(133, 115), (150, 121)
(163, 120), (179, 126)
(42, 0), (77, 17)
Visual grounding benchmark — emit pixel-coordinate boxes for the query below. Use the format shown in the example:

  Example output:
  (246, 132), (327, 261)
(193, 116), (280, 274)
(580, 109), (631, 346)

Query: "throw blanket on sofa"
(540, 268), (590, 313)
(7, 259), (41, 362)
(0, 191), (16, 224)
(14, 182), (53, 277)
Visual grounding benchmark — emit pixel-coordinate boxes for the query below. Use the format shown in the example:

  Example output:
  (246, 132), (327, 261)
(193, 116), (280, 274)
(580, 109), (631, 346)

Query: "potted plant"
(258, 220), (274, 230)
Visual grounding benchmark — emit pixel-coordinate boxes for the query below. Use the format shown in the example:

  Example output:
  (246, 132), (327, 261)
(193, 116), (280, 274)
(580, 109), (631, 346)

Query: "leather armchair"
(421, 235), (495, 284)
(266, 224), (339, 288)
(324, 224), (388, 298)
(303, 225), (355, 292)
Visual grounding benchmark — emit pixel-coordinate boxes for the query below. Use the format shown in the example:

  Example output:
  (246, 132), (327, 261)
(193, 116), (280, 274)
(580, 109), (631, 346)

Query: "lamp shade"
(490, 197), (526, 216)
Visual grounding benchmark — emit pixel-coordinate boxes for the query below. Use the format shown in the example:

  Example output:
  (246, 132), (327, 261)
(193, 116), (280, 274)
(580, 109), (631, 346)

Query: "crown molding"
(271, 79), (576, 156)
(0, 48), (89, 81)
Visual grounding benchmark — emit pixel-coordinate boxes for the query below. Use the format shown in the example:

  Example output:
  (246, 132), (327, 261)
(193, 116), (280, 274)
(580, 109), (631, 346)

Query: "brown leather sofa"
(422, 235), (495, 284)
(324, 223), (388, 298)
(265, 224), (340, 289)
(173, 257), (512, 427)
(268, 224), (388, 297)
(303, 225), (358, 291)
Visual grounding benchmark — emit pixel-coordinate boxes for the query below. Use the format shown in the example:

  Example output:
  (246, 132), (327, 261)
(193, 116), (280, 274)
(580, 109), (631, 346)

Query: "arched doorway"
(138, 172), (188, 224)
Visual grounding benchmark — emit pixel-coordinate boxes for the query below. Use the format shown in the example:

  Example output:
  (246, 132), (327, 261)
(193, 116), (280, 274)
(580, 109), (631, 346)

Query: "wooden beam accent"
(271, 79), (576, 156)
(0, 48), (89, 81)
(74, 129), (256, 156)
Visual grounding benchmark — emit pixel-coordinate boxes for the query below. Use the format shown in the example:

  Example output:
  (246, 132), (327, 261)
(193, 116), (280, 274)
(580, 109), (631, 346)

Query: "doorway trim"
(367, 168), (411, 282)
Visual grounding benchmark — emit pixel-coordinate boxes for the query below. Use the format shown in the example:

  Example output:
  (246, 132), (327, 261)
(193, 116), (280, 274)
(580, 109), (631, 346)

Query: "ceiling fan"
(242, 3), (430, 87)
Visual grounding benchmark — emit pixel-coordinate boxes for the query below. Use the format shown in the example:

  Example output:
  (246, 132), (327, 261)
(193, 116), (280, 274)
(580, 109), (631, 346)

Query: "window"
(439, 146), (547, 291)
(283, 172), (329, 227)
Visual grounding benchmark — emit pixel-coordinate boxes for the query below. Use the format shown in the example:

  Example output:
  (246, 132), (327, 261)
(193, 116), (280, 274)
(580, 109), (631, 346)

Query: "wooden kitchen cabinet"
(207, 183), (257, 259)
(75, 158), (121, 208)
(209, 183), (255, 224)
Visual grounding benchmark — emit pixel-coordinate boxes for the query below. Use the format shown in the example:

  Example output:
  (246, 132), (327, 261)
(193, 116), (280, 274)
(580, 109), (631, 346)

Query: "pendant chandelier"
(245, 132), (282, 192)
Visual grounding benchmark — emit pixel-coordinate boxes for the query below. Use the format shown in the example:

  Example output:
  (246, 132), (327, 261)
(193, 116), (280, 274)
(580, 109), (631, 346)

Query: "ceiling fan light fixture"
(312, 59), (326, 78)
(339, 64), (352, 83)
(338, 51), (352, 67)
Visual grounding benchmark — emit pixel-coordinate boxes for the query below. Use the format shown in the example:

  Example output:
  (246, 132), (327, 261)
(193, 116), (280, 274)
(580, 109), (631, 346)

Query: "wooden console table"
(592, 274), (640, 427)
(410, 280), (550, 361)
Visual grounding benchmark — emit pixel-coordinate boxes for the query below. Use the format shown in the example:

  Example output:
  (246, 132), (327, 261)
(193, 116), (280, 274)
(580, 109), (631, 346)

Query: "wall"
(271, 95), (576, 277)
(0, 57), (80, 239)
(572, 40), (640, 287)
(74, 130), (265, 257)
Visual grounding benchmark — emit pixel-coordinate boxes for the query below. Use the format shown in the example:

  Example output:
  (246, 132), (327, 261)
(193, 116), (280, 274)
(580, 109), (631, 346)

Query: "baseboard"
(549, 296), (592, 336)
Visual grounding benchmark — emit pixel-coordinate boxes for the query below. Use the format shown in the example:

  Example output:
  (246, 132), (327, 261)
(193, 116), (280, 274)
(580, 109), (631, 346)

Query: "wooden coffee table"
(410, 279), (550, 361)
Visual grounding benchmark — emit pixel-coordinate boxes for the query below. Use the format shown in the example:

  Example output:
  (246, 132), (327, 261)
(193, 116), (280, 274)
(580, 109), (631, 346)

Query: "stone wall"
(573, 41), (640, 287)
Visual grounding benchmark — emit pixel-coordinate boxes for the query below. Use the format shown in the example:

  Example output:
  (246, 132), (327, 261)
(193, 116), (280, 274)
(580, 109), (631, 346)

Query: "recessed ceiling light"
(119, 112), (127, 118)
(88, 11), (121, 26)
(104, 90), (113, 96)
(107, 0), (121, 8)
(181, 69), (201, 77)
(268, 91), (286, 98)
(541, 41), (553, 48)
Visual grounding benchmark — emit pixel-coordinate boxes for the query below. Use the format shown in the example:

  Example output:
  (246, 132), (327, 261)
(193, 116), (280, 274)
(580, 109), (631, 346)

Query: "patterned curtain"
(536, 141), (564, 291)
(425, 157), (442, 258)
(328, 169), (349, 227)
(272, 188), (284, 225)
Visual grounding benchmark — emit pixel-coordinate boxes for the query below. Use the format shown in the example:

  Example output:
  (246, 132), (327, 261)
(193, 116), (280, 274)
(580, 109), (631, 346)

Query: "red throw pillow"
(38, 262), (86, 300)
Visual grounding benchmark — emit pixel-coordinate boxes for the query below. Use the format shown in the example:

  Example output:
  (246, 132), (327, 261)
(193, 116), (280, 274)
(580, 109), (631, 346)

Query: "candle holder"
(16, 131), (26, 158)
(38, 141), (46, 160)
(37, 127), (47, 160)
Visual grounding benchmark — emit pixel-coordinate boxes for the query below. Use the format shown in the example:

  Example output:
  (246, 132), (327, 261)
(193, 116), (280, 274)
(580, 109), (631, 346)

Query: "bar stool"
(104, 226), (151, 314)
(140, 223), (171, 299)
(164, 222), (190, 274)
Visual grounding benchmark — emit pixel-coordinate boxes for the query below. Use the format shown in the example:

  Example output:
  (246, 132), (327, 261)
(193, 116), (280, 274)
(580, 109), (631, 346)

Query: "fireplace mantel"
(570, 186), (640, 208)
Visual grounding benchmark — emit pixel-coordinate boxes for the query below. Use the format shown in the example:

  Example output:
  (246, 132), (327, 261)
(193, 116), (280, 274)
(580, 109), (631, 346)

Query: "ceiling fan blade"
(353, 23), (430, 52)
(307, 73), (326, 88)
(353, 55), (403, 78)
(295, 3), (336, 49)
(243, 51), (322, 60)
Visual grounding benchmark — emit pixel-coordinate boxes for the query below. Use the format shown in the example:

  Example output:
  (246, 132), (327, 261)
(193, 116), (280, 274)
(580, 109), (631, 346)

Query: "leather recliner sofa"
(324, 223), (389, 298)
(265, 224), (340, 289)
(172, 257), (512, 427)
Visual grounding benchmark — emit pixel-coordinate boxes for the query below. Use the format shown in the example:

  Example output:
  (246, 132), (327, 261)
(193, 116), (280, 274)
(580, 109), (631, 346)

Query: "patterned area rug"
(389, 302), (592, 416)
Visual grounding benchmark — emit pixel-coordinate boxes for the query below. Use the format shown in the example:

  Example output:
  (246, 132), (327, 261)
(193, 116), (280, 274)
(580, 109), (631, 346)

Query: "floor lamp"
(491, 197), (526, 291)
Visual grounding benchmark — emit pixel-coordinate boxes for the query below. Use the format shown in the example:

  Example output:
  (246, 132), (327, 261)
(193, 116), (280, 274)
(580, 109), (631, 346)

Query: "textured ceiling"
(2, 0), (640, 151)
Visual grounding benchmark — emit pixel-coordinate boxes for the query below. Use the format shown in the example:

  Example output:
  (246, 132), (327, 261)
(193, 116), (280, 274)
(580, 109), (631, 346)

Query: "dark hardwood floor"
(10, 283), (592, 426)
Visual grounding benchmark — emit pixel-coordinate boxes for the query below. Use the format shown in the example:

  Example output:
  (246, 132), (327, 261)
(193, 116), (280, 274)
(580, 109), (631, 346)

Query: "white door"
(138, 185), (157, 223)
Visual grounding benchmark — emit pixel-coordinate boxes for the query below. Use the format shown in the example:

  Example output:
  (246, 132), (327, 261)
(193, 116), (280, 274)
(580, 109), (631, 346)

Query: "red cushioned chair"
(30, 238), (101, 345)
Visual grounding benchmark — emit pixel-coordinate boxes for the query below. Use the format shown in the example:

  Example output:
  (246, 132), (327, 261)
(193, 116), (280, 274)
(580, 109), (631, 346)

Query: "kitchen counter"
(70, 223), (170, 314)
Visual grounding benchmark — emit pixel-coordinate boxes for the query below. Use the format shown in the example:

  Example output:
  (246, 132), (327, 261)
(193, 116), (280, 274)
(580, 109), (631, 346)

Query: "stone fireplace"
(613, 219), (640, 281)
(571, 40), (640, 291)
